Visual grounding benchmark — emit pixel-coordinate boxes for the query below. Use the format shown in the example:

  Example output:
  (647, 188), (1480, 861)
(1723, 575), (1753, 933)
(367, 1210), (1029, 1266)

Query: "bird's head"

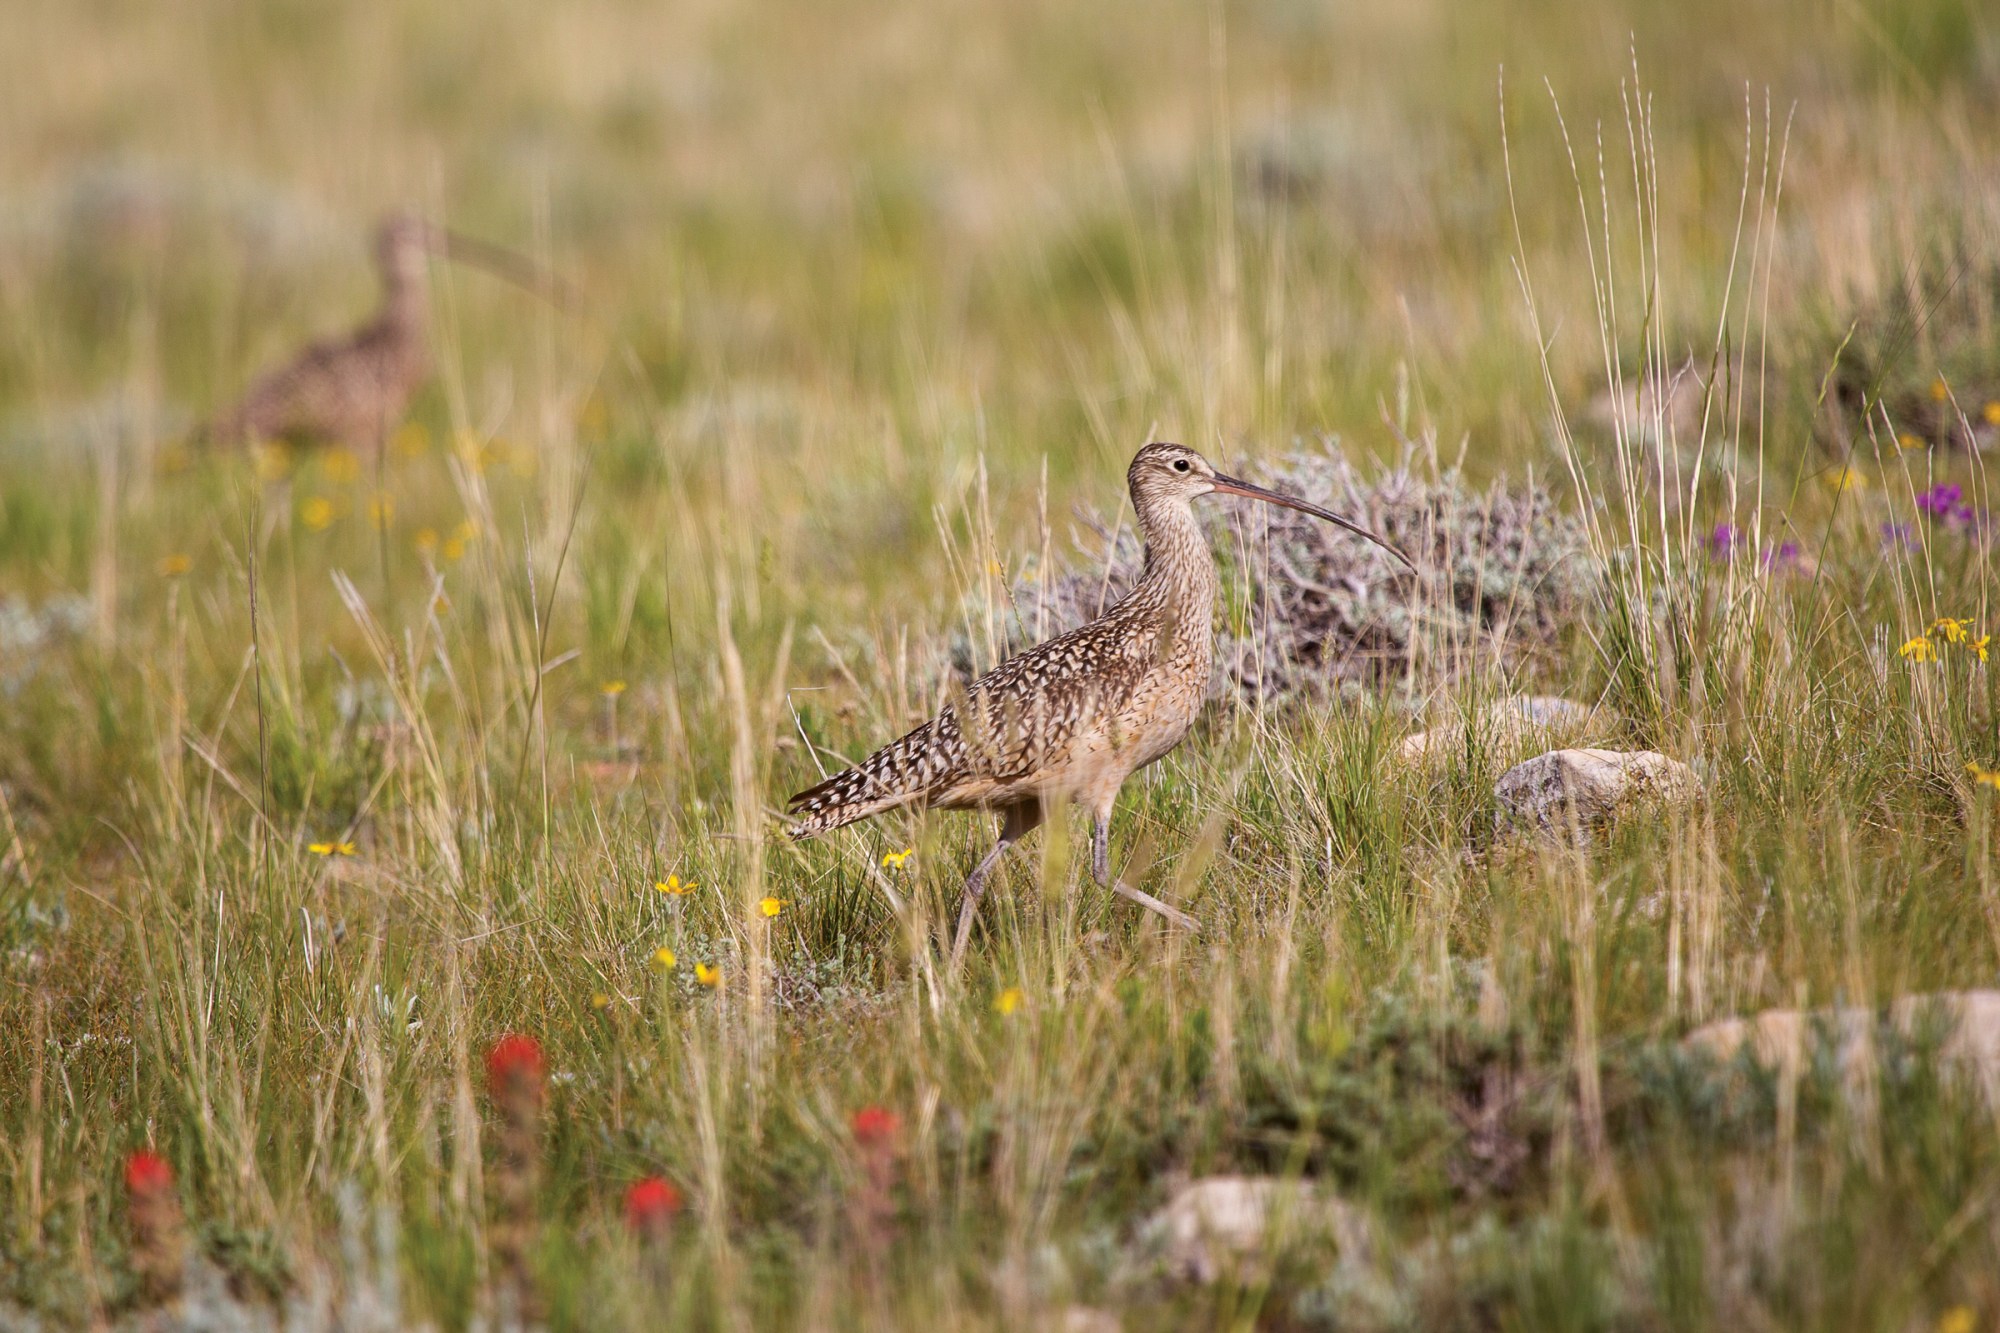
(372, 211), (580, 311)
(1127, 441), (1222, 504)
(1127, 441), (1415, 571)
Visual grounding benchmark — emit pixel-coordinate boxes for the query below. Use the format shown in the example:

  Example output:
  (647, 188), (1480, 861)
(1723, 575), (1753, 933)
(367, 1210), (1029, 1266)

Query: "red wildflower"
(485, 1034), (546, 1103)
(849, 1106), (902, 1147)
(123, 1149), (185, 1301)
(623, 1176), (684, 1235)
(485, 1034), (547, 1316)
(847, 1107), (901, 1266)
(124, 1150), (174, 1197)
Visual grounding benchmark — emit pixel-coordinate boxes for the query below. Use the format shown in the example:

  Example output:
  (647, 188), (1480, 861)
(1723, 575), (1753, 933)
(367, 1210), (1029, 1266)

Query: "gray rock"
(1494, 748), (1695, 833)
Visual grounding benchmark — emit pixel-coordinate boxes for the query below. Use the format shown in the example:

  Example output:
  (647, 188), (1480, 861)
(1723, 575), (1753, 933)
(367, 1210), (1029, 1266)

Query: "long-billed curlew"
(787, 442), (1414, 961)
(205, 211), (564, 453)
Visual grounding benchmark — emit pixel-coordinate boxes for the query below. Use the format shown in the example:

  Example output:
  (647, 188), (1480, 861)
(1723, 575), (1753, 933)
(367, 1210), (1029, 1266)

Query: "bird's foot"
(1108, 878), (1199, 933)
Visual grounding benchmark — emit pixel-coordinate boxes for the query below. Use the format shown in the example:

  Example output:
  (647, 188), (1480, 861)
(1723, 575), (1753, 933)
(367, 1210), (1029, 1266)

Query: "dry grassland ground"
(3, 0), (2000, 1327)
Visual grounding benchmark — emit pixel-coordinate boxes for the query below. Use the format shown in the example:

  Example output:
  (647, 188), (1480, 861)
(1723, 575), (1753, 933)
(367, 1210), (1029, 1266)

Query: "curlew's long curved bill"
(1210, 472), (1416, 571)
(426, 227), (582, 311)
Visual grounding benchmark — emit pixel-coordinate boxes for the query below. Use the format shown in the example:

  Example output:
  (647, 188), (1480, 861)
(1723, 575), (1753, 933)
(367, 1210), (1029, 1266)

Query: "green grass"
(4, 0), (2000, 1327)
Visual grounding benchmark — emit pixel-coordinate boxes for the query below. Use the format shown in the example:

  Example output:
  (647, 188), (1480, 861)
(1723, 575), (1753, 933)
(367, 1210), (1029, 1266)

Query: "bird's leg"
(950, 838), (1013, 963)
(1092, 802), (1200, 933)
(1092, 813), (1111, 888)
(951, 800), (1042, 968)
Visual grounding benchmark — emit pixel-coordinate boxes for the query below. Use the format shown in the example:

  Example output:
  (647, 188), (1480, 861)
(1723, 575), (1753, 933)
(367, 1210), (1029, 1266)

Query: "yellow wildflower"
(157, 553), (193, 578)
(694, 963), (721, 987)
(1938, 1305), (1976, 1333)
(254, 443), (292, 481)
(1965, 763), (2000, 791)
(655, 874), (696, 895)
(1971, 635), (1990, 663)
(308, 841), (357, 857)
(1897, 433), (1925, 452)
(391, 422), (431, 458)
(1899, 637), (1938, 663)
(1828, 467), (1866, 495)
(601, 681), (628, 697)
(442, 536), (466, 562)
(1985, 401), (2000, 427)
(881, 847), (915, 870)
(591, 991), (612, 1010)
(994, 986), (1023, 1016)
(323, 447), (362, 483)
(1930, 617), (1971, 644)
(758, 897), (786, 918)
(1929, 378), (1950, 402)
(414, 527), (440, 555)
(366, 493), (395, 528)
(985, 558), (1005, 576)
(300, 496), (335, 531)
(652, 946), (677, 970)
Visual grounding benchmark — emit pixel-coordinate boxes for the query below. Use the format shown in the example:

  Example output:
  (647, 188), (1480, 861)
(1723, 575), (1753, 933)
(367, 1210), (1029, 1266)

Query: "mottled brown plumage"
(206, 213), (435, 452)
(788, 442), (1414, 960)
(206, 212), (567, 452)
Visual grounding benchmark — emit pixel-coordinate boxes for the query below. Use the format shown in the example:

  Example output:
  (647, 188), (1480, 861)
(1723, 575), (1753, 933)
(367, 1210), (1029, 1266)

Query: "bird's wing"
(948, 615), (1158, 773)
(214, 321), (409, 445)
(786, 608), (1169, 836)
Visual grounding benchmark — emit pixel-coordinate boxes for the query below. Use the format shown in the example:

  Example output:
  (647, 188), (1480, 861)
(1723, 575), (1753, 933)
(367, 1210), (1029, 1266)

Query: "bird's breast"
(1115, 657), (1209, 769)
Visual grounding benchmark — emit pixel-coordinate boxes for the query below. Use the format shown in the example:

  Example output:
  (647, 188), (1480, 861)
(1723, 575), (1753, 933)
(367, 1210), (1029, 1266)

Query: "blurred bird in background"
(202, 210), (570, 454)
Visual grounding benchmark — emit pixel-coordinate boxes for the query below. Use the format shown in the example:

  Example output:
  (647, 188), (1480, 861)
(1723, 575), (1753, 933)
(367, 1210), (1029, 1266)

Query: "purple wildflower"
(1706, 522), (1738, 560)
(1917, 483), (1963, 518)
(1880, 521), (1916, 549)
(1759, 540), (1802, 573)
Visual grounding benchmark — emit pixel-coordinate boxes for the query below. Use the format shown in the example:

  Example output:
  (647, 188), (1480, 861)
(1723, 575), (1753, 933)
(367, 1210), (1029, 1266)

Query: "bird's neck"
(380, 266), (429, 335)
(1133, 491), (1217, 621)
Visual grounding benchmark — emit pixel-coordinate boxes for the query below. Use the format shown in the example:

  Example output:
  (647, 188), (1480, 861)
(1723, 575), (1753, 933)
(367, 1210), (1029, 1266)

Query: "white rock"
(1509, 696), (1595, 729)
(1138, 1176), (1367, 1285)
(1056, 1307), (1123, 1333)
(1586, 358), (1708, 446)
(1398, 696), (1597, 765)
(1901, 990), (2000, 1077)
(1493, 748), (1695, 833)
(1682, 1007), (1871, 1080)
(1685, 990), (2000, 1090)
(1397, 727), (1450, 762)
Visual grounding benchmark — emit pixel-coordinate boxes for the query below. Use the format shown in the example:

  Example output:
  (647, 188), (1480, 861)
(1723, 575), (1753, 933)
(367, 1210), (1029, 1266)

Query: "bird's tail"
(786, 720), (942, 838)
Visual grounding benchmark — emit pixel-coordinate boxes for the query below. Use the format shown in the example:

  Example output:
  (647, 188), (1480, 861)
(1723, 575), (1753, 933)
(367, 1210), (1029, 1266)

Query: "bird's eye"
(1173, 459), (1190, 473)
